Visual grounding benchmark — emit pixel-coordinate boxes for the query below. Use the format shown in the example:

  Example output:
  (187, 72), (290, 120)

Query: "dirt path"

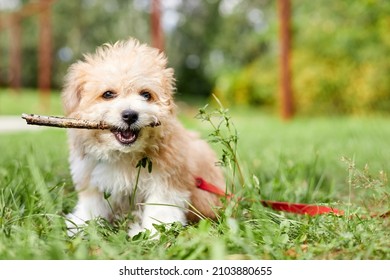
(0, 116), (44, 133)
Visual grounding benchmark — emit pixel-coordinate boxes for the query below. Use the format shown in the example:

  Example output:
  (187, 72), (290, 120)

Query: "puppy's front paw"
(128, 223), (159, 240)
(128, 222), (143, 237)
(65, 213), (86, 237)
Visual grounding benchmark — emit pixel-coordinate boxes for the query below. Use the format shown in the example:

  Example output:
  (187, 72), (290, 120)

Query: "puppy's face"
(62, 39), (175, 156)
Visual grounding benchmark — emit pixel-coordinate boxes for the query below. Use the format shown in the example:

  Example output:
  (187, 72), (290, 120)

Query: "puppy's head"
(62, 38), (175, 158)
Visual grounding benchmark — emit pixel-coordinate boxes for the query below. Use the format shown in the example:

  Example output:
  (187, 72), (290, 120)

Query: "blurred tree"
(1, 0), (390, 115)
(1, 0), (273, 97)
(214, 0), (390, 115)
(292, 0), (390, 114)
(51, 0), (151, 88)
(166, 0), (221, 98)
(167, 0), (273, 98)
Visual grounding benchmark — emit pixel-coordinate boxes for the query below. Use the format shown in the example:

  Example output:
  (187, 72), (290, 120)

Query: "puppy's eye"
(102, 91), (116, 100)
(140, 91), (152, 101)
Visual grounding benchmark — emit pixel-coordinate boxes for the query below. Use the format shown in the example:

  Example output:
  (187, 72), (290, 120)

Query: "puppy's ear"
(162, 67), (176, 113)
(61, 62), (86, 116)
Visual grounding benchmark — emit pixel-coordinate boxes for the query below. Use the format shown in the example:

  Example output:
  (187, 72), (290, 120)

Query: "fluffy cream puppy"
(62, 38), (225, 237)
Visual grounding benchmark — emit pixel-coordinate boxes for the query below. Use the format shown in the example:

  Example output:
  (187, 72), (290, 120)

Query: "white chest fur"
(90, 160), (137, 195)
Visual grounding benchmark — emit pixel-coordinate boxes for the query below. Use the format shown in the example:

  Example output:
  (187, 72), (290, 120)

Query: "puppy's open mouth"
(111, 128), (139, 145)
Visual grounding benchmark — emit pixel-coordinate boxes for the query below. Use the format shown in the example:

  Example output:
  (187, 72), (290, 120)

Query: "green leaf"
(103, 191), (111, 200)
(147, 159), (153, 173)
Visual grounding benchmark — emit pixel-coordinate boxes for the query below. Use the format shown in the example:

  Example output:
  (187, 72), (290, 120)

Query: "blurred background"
(0, 0), (389, 117)
(1, 1), (390, 262)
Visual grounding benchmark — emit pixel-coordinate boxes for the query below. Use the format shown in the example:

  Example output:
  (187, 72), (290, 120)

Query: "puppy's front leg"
(128, 189), (189, 238)
(66, 188), (112, 236)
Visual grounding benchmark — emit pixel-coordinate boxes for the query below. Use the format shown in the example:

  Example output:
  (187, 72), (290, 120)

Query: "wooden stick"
(21, 113), (113, 130)
(21, 113), (161, 129)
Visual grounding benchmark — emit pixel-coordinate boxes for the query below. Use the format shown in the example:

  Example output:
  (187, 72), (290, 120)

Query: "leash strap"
(195, 177), (344, 216)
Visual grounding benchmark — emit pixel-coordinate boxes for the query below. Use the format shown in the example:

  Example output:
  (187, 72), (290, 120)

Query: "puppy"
(62, 38), (225, 237)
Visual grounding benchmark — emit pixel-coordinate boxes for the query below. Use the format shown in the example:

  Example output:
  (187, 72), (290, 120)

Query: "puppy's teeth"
(122, 130), (132, 138)
(112, 128), (139, 145)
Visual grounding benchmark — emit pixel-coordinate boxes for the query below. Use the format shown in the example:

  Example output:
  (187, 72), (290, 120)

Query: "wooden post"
(38, 0), (52, 111)
(277, 0), (294, 120)
(9, 14), (22, 93)
(151, 0), (164, 51)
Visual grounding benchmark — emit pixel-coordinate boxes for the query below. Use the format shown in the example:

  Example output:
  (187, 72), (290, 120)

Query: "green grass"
(0, 88), (63, 116)
(0, 95), (389, 259)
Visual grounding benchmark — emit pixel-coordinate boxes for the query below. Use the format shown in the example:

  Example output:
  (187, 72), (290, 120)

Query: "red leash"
(195, 177), (344, 216)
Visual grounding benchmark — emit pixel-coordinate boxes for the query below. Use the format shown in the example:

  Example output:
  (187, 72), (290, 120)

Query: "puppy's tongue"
(112, 129), (139, 145)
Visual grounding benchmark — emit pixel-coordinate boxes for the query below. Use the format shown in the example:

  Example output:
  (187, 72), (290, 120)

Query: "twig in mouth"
(21, 113), (160, 130)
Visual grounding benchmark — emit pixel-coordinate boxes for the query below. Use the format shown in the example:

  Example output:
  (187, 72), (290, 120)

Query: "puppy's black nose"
(121, 109), (138, 125)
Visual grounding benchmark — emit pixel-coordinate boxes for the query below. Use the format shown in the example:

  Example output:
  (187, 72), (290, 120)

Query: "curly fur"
(62, 38), (225, 237)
